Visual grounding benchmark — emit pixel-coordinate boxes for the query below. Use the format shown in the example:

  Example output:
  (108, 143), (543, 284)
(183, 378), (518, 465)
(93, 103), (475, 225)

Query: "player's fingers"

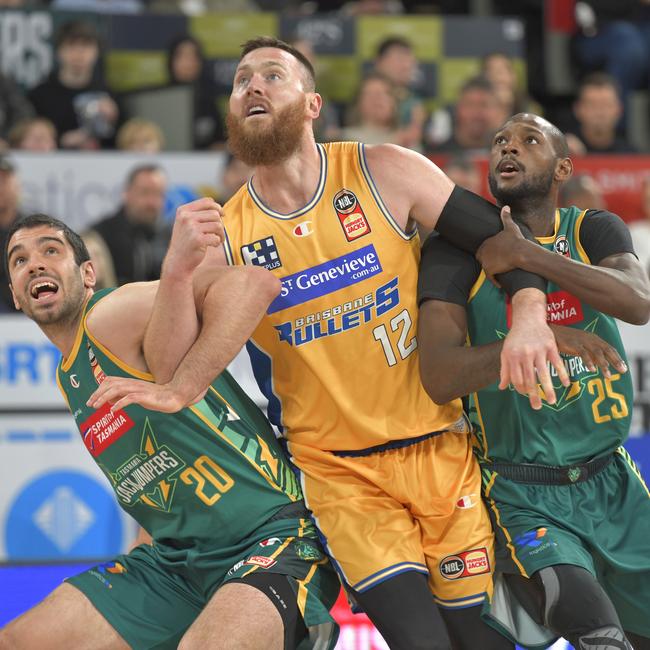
(577, 346), (597, 373)
(548, 346), (570, 387)
(535, 355), (556, 406)
(202, 234), (222, 249)
(527, 386), (542, 411)
(110, 394), (139, 412)
(604, 346), (627, 374)
(591, 346), (611, 378)
(501, 205), (513, 225)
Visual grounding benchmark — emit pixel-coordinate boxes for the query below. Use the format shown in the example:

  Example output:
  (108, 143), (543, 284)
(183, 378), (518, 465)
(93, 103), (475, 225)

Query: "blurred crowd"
(1, 0), (649, 310)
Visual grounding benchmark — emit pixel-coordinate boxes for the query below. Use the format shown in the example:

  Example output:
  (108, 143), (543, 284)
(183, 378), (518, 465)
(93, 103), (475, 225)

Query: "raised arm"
(143, 198), (225, 382)
(365, 144), (568, 403)
(477, 208), (650, 325)
(418, 236), (626, 408)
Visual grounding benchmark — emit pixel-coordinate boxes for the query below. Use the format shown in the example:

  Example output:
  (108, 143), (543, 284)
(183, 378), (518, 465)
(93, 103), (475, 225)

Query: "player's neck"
(40, 295), (90, 359)
(251, 140), (321, 214)
(507, 197), (557, 237)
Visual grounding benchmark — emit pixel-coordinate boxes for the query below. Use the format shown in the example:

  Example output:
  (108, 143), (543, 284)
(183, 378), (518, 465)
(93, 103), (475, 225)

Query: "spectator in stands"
(0, 156), (25, 312)
(480, 52), (541, 118)
(86, 164), (170, 285)
(430, 76), (507, 155)
(166, 35), (225, 150)
(217, 153), (251, 203)
(373, 36), (426, 150)
(28, 20), (120, 150)
(80, 229), (117, 290)
(559, 172), (607, 210)
(629, 176), (650, 277)
(341, 73), (401, 145)
(566, 73), (638, 154)
(571, 0), (650, 126)
(8, 117), (57, 152)
(442, 153), (482, 195)
(116, 117), (165, 153)
(0, 71), (34, 151)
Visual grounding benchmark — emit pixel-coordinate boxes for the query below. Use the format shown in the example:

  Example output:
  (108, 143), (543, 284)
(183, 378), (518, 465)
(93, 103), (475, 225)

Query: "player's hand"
(501, 289), (570, 409)
(86, 376), (189, 413)
(476, 206), (529, 284)
(551, 325), (627, 378)
(165, 197), (225, 277)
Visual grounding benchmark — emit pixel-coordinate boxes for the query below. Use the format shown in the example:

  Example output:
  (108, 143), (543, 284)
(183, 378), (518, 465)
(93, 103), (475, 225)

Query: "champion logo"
(456, 494), (477, 509)
(293, 221), (313, 237)
(70, 374), (80, 389)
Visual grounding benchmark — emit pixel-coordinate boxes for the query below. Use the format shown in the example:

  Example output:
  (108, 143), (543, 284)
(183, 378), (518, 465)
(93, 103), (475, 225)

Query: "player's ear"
(555, 157), (573, 183)
(9, 284), (21, 312)
(81, 260), (96, 289)
(307, 92), (322, 120)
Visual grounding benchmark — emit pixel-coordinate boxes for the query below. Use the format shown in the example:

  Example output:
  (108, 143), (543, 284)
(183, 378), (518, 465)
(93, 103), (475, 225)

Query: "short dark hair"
(4, 214), (90, 280)
(376, 36), (413, 59)
(578, 71), (621, 98)
(125, 163), (165, 188)
(56, 20), (100, 48)
(239, 36), (316, 92)
(460, 75), (496, 96)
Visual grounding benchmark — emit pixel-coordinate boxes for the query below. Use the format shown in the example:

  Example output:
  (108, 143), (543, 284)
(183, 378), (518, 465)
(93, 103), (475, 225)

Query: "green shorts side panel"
(483, 450), (650, 637)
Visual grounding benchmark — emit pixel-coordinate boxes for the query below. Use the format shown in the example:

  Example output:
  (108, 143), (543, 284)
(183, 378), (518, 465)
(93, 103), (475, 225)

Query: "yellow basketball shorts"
(288, 430), (496, 610)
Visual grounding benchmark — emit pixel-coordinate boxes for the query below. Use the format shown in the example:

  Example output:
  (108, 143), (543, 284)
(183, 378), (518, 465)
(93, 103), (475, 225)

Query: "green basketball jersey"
(57, 289), (304, 553)
(467, 207), (632, 466)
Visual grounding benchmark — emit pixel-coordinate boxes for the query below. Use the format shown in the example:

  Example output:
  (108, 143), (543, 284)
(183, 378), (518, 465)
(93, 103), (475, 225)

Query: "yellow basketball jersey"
(223, 141), (462, 451)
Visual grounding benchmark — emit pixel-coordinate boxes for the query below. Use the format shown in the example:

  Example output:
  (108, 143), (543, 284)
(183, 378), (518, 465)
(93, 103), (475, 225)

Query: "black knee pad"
(537, 565), (627, 647)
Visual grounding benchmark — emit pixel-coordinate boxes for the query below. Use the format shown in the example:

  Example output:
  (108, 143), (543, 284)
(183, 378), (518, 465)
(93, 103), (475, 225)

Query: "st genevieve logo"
(333, 189), (371, 242)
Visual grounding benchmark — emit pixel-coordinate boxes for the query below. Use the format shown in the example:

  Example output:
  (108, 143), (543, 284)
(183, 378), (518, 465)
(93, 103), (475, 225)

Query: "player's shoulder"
(86, 282), (158, 341)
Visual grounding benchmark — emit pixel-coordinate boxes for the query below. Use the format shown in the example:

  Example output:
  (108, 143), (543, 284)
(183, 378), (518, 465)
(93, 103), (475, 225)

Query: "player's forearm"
(420, 342), (502, 404)
(144, 267), (199, 383)
(166, 267), (280, 403)
(517, 243), (650, 324)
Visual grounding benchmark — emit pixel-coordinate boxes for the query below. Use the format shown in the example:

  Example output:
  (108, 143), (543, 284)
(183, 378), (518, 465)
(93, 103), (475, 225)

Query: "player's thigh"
(419, 436), (495, 609)
(0, 583), (129, 650)
(291, 443), (426, 591)
(179, 581), (283, 650)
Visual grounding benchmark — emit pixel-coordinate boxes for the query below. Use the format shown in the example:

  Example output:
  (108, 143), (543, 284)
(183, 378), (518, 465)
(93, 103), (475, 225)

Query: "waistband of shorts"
(264, 500), (311, 524)
(481, 453), (614, 485)
(331, 430), (447, 458)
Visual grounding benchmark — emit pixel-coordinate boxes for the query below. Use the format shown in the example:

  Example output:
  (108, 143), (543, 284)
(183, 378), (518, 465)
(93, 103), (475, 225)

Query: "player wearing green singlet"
(417, 114), (650, 650)
(0, 210), (339, 650)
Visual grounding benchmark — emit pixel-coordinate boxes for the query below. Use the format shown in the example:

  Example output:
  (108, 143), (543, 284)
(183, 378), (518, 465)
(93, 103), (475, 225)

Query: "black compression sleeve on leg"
(435, 185), (547, 296)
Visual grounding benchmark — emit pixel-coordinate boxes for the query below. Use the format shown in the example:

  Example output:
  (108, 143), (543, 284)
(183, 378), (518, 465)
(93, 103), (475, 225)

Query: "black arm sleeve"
(435, 185), (547, 296)
(578, 209), (636, 265)
(417, 232), (481, 307)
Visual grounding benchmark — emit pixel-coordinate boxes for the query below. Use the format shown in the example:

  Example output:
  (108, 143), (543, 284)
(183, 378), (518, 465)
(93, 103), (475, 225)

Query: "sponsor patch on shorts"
(246, 555), (277, 569)
(439, 548), (490, 580)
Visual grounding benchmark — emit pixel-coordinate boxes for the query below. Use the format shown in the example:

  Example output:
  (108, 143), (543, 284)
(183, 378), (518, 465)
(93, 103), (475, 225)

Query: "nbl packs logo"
(333, 189), (371, 242)
(439, 548), (490, 580)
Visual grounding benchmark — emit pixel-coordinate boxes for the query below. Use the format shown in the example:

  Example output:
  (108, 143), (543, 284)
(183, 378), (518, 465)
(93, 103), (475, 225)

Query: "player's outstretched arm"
(419, 299), (626, 409)
(88, 266), (280, 413)
(366, 144), (566, 404)
(477, 207), (650, 325)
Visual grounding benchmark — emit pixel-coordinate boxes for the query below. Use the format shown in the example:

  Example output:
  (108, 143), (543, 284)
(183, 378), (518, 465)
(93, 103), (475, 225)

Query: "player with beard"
(417, 113), (650, 649)
(87, 39), (578, 649)
(0, 208), (342, 650)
